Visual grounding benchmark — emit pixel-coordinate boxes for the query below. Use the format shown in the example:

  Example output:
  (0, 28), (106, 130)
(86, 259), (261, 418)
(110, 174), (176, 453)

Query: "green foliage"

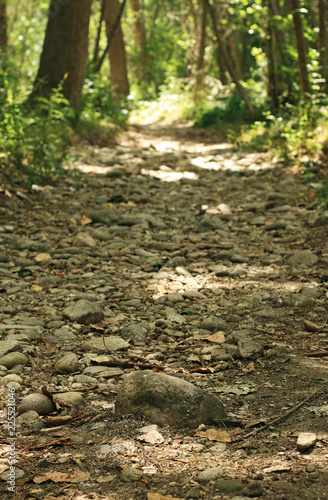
(316, 180), (328, 208)
(194, 91), (264, 130)
(81, 73), (129, 125)
(231, 97), (326, 163)
(78, 73), (129, 143)
(130, 77), (197, 123)
(0, 74), (73, 188)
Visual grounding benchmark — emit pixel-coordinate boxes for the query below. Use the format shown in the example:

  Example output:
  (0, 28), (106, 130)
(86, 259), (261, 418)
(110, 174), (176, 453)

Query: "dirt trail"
(0, 124), (327, 499)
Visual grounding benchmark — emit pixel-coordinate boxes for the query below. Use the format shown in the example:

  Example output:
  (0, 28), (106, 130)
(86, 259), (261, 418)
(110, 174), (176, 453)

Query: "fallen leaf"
(241, 361), (255, 373)
(196, 429), (231, 442)
(34, 467), (90, 484)
(189, 367), (214, 373)
(34, 253), (52, 262)
(206, 331), (226, 344)
(81, 215), (92, 226)
(137, 430), (164, 444)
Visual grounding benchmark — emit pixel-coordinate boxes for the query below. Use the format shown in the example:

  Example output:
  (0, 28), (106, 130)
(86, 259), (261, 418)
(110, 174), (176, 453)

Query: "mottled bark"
(93, 0), (106, 65)
(129, 0), (148, 82)
(290, 0), (311, 99)
(32, 0), (92, 113)
(194, 0), (208, 99)
(318, 0), (327, 89)
(0, 0), (7, 50)
(103, 0), (129, 97)
(205, 0), (255, 118)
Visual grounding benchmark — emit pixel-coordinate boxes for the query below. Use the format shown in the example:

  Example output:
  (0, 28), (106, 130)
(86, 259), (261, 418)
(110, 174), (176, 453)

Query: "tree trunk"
(0, 0), (7, 50)
(194, 0), (208, 100)
(318, 0), (327, 90)
(290, 0), (311, 99)
(129, 0), (148, 83)
(265, 16), (280, 112)
(227, 35), (243, 80)
(31, 0), (92, 113)
(205, 0), (256, 118)
(267, 0), (293, 104)
(104, 0), (129, 97)
(93, 0), (106, 65)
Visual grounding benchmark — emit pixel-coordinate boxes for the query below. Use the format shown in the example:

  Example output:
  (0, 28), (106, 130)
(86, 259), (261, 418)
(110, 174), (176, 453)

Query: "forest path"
(0, 123), (328, 499)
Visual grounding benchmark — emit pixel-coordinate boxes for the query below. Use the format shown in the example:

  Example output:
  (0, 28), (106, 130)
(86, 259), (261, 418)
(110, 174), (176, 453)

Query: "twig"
(231, 382), (328, 443)
(95, 358), (165, 371)
(301, 351), (328, 357)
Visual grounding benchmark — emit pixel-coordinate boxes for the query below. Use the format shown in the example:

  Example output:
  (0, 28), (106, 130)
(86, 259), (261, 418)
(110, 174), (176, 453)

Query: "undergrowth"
(0, 83), (74, 189)
(0, 71), (128, 189)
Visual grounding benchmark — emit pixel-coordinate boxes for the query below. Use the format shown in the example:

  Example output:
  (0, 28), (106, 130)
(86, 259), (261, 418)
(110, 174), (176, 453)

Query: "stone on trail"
(313, 212), (328, 227)
(18, 393), (56, 415)
(115, 370), (226, 428)
(238, 338), (264, 359)
(200, 316), (228, 332)
(54, 353), (79, 373)
(53, 392), (84, 408)
(198, 467), (223, 483)
(0, 339), (20, 358)
(87, 207), (120, 224)
(214, 479), (244, 494)
(0, 352), (29, 369)
(286, 250), (318, 267)
(121, 322), (147, 343)
(63, 299), (104, 325)
(82, 336), (130, 352)
(72, 232), (97, 247)
(297, 432), (317, 450)
(121, 467), (143, 482)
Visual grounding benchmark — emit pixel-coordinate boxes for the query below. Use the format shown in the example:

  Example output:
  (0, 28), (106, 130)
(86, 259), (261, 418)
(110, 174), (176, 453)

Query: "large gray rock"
(63, 299), (104, 324)
(18, 394), (56, 415)
(115, 370), (226, 428)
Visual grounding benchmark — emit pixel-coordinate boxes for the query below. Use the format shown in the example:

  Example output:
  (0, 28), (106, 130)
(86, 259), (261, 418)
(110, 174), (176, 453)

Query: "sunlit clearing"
(191, 152), (274, 172)
(149, 264), (316, 300)
(141, 166), (198, 183)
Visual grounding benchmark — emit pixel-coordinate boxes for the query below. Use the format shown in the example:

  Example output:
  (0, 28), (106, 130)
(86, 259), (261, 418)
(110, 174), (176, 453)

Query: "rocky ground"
(0, 124), (328, 500)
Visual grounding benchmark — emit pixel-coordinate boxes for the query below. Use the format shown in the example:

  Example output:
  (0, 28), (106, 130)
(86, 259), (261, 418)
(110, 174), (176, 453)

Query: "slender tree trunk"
(187, 0), (199, 35)
(31, 0), (92, 113)
(194, 0), (208, 100)
(93, 0), (106, 65)
(205, 0), (256, 118)
(0, 0), (7, 51)
(290, 0), (311, 99)
(103, 0), (129, 96)
(217, 48), (228, 85)
(129, 0), (147, 83)
(318, 0), (327, 90)
(265, 15), (279, 112)
(228, 35), (243, 80)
